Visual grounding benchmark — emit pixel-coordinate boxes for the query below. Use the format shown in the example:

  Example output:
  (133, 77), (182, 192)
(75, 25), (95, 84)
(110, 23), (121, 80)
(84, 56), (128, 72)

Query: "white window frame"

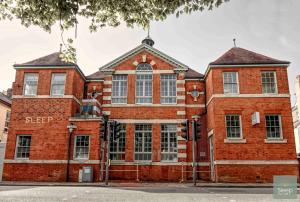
(110, 124), (126, 161)
(160, 74), (177, 104)
(225, 115), (243, 139)
(135, 73), (153, 104)
(23, 73), (39, 96)
(112, 75), (128, 104)
(223, 72), (239, 94)
(50, 73), (66, 96)
(4, 110), (10, 133)
(134, 124), (152, 162)
(261, 71), (278, 94)
(265, 114), (283, 139)
(15, 135), (32, 159)
(160, 124), (178, 162)
(74, 135), (90, 160)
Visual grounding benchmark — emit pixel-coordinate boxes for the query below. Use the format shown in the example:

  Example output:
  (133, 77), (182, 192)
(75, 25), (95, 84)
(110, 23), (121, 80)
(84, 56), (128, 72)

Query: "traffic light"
(113, 121), (122, 140)
(100, 120), (108, 141)
(181, 119), (189, 141)
(192, 120), (201, 140)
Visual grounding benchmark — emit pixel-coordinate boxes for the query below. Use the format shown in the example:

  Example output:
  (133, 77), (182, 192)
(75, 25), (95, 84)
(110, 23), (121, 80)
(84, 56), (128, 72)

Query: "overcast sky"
(0, 0), (299, 104)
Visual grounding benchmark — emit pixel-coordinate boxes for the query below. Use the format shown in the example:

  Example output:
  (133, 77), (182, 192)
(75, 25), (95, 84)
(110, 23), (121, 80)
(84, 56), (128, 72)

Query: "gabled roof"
(209, 47), (290, 66)
(14, 52), (76, 67)
(100, 43), (189, 71)
(0, 93), (11, 107)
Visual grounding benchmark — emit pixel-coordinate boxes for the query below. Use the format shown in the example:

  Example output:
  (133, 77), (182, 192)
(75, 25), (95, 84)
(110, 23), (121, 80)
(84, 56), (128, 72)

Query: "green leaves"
(1, 0), (229, 32)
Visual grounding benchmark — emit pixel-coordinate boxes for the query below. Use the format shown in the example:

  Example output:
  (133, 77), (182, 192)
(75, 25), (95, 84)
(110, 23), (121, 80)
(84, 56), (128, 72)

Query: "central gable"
(99, 44), (189, 73)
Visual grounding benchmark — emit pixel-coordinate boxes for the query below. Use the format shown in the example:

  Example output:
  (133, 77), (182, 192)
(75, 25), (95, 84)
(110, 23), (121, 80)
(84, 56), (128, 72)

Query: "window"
(134, 124), (152, 161)
(4, 111), (10, 133)
(15, 136), (31, 159)
(51, 73), (66, 96)
(136, 74), (152, 103)
(110, 124), (126, 160)
(265, 115), (282, 139)
(223, 72), (239, 94)
(23, 73), (38, 96)
(225, 115), (242, 138)
(161, 74), (176, 104)
(112, 75), (127, 104)
(261, 71), (277, 94)
(161, 124), (178, 162)
(74, 136), (89, 159)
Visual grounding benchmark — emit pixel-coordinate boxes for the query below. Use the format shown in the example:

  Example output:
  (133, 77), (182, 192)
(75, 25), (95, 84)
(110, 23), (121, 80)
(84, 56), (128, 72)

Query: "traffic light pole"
(105, 121), (111, 185)
(192, 120), (197, 186)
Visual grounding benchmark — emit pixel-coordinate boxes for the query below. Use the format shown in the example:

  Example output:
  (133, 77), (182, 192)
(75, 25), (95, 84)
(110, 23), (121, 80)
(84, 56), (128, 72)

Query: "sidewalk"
(1, 181), (300, 188)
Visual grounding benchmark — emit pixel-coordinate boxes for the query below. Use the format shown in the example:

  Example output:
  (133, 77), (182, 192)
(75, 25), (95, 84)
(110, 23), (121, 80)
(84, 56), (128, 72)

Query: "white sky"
(0, 0), (299, 104)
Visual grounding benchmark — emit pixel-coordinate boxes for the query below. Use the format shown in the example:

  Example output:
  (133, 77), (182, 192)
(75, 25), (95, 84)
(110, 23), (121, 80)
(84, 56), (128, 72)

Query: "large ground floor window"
(134, 124), (152, 161)
(161, 124), (178, 162)
(110, 124), (126, 160)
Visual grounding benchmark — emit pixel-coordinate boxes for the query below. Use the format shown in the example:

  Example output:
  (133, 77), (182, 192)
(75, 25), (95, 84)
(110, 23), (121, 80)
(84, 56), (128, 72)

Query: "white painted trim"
(103, 104), (205, 108)
(114, 70), (175, 74)
(103, 88), (112, 92)
(214, 160), (298, 165)
(12, 95), (81, 105)
(176, 80), (185, 84)
(86, 79), (104, 82)
(104, 80), (112, 85)
(178, 153), (187, 158)
(207, 129), (214, 137)
(177, 136), (185, 141)
(209, 64), (289, 68)
(102, 111), (111, 115)
(103, 96), (111, 101)
(177, 96), (185, 100)
(4, 159), (68, 164)
(224, 139), (247, 143)
(177, 88), (185, 92)
(114, 119), (186, 124)
(206, 93), (290, 106)
(177, 144), (187, 149)
(264, 139), (287, 143)
(4, 159), (210, 166)
(177, 111), (186, 115)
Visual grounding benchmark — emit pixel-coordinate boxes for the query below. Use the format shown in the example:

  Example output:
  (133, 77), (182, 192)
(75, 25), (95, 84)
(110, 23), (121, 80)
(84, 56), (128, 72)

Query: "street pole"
(192, 120), (197, 186)
(99, 135), (105, 181)
(105, 121), (111, 185)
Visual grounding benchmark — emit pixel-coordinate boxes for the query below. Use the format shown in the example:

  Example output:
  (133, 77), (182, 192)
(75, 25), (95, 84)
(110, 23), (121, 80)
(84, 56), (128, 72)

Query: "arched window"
(136, 63), (153, 103)
(136, 63), (152, 71)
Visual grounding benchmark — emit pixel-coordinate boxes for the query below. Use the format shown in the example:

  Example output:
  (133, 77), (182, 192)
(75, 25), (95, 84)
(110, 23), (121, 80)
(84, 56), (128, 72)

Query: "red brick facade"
(2, 44), (299, 183)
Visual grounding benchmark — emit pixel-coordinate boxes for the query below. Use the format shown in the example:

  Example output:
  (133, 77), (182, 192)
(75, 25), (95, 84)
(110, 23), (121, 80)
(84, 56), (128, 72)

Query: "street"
(0, 185), (299, 202)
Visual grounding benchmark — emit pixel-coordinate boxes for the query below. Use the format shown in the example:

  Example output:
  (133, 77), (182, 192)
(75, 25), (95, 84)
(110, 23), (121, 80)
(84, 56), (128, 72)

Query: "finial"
(59, 43), (63, 52)
(233, 38), (237, 47)
(141, 24), (154, 46)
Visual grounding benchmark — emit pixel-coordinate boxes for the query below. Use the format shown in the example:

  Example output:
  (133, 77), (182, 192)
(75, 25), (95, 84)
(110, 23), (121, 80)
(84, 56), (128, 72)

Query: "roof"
(185, 68), (204, 79)
(0, 93), (11, 107)
(86, 71), (105, 80)
(209, 47), (290, 66)
(14, 52), (76, 67)
(100, 43), (189, 71)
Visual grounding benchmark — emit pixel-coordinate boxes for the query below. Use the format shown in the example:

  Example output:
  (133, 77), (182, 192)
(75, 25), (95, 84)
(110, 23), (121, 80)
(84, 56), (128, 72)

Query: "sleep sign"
(25, 117), (53, 124)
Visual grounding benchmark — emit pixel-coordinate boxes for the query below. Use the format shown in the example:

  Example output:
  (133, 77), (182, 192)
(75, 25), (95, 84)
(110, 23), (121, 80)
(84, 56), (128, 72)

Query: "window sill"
(224, 138), (246, 144)
(264, 139), (287, 144)
(73, 158), (89, 162)
(133, 161), (152, 165)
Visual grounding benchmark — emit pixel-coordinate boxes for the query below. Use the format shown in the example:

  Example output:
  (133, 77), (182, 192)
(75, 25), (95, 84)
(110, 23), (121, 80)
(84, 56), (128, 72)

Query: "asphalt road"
(0, 185), (299, 202)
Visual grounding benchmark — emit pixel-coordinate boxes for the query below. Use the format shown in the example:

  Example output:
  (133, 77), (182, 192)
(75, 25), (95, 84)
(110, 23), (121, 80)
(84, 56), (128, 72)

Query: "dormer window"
(136, 63), (153, 104)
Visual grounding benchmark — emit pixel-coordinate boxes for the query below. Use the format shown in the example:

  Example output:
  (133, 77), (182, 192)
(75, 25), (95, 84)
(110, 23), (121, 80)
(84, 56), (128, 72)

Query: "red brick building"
(2, 38), (299, 183)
